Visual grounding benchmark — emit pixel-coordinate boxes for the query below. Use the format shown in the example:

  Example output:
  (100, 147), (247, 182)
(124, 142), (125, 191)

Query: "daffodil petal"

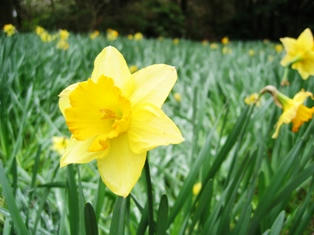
(97, 134), (146, 197)
(130, 64), (177, 108)
(58, 83), (79, 116)
(91, 46), (131, 90)
(128, 103), (184, 154)
(280, 37), (296, 54)
(60, 136), (106, 167)
(297, 28), (313, 51)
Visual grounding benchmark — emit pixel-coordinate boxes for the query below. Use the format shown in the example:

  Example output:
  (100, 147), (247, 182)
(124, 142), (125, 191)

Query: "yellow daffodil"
(57, 40), (69, 50)
(134, 32), (143, 41)
(260, 86), (314, 138)
(221, 36), (229, 45)
(174, 92), (181, 102)
(210, 43), (218, 49)
(248, 49), (255, 56)
(52, 136), (69, 155)
(173, 38), (179, 45)
(129, 65), (138, 73)
(90, 30), (99, 39)
(107, 28), (119, 41)
(193, 182), (202, 196)
(158, 36), (164, 41)
(275, 44), (283, 53)
(58, 46), (184, 197)
(3, 24), (16, 36)
(127, 34), (133, 40)
(244, 93), (260, 106)
(222, 47), (232, 54)
(280, 28), (314, 79)
(35, 26), (45, 35)
(59, 29), (70, 40)
(202, 40), (209, 45)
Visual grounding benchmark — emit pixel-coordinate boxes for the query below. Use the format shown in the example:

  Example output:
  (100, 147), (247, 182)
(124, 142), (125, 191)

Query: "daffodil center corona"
(65, 76), (131, 151)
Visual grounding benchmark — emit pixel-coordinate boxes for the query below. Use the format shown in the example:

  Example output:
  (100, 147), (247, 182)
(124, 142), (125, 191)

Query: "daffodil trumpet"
(260, 85), (314, 138)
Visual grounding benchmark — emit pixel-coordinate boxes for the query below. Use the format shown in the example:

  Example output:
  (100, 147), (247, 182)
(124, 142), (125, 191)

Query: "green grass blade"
(84, 202), (99, 235)
(94, 178), (106, 222)
(0, 161), (29, 235)
(156, 195), (168, 235)
(144, 156), (155, 235)
(269, 211), (285, 235)
(66, 165), (80, 235)
(110, 197), (127, 235)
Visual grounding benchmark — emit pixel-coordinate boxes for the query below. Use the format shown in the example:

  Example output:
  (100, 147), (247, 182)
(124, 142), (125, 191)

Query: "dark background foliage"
(2, 0), (314, 40)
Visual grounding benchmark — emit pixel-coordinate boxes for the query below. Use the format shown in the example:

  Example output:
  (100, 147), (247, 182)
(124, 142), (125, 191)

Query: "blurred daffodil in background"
(248, 49), (255, 56)
(173, 38), (179, 45)
(275, 44), (283, 53)
(244, 93), (260, 106)
(90, 30), (99, 39)
(52, 136), (69, 155)
(221, 36), (229, 45)
(56, 29), (70, 50)
(127, 34), (133, 40)
(280, 28), (314, 79)
(193, 182), (202, 196)
(174, 92), (181, 102)
(134, 32), (143, 40)
(59, 29), (69, 40)
(202, 40), (209, 45)
(58, 46), (184, 197)
(210, 43), (218, 49)
(107, 28), (119, 41)
(260, 86), (314, 138)
(3, 24), (16, 36)
(222, 47), (232, 54)
(129, 65), (138, 73)
(57, 39), (69, 50)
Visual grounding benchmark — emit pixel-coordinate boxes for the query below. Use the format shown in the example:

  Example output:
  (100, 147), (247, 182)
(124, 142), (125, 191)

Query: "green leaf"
(269, 211), (285, 235)
(110, 197), (127, 235)
(156, 195), (168, 235)
(94, 178), (106, 222)
(84, 202), (99, 235)
(0, 161), (29, 235)
(66, 165), (80, 235)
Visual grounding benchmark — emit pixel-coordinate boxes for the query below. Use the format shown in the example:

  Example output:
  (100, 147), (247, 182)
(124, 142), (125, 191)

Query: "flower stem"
(144, 153), (154, 235)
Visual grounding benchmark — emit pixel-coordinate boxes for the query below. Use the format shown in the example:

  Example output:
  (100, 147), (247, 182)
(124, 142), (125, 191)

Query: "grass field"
(0, 32), (313, 235)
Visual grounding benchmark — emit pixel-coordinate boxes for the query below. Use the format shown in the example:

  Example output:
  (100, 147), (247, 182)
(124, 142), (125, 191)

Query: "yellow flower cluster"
(90, 30), (99, 39)
(57, 29), (70, 50)
(3, 24), (16, 36)
(126, 32), (144, 41)
(58, 46), (184, 197)
(107, 28), (119, 41)
(35, 26), (56, 42)
(245, 28), (314, 138)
